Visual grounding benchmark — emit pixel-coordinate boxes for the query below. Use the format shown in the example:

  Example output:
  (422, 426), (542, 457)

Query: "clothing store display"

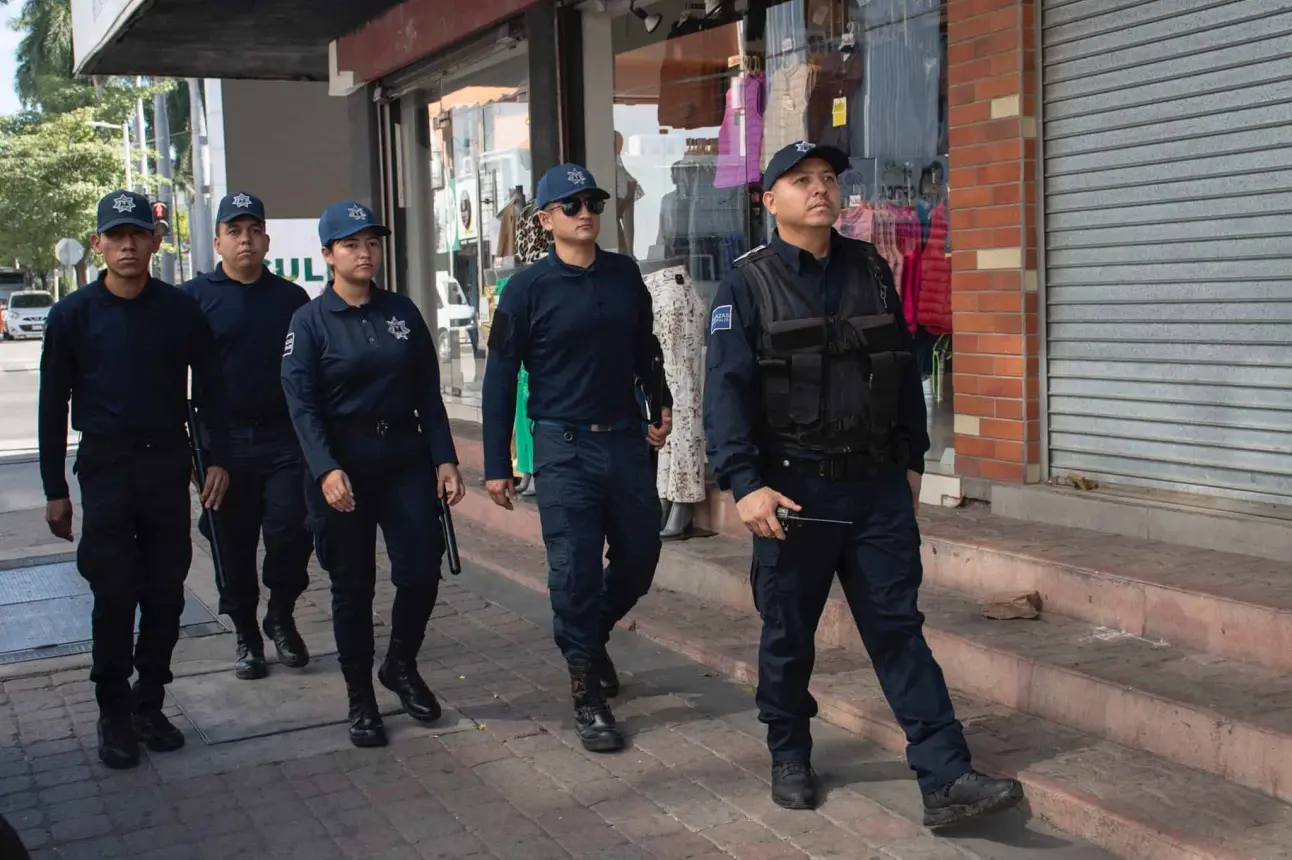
(760, 63), (816, 171)
(915, 199), (951, 335)
(515, 205), (551, 265)
(644, 264), (707, 506)
(807, 51), (864, 154)
(861, 0), (942, 159)
(715, 72), (767, 188)
(658, 15), (735, 130)
(617, 155), (645, 254)
(657, 159), (747, 286)
(494, 274), (534, 480)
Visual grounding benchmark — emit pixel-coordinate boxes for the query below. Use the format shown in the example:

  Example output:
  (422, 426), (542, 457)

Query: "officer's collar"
(322, 280), (385, 313)
(208, 262), (271, 286)
(771, 229), (842, 274)
(546, 244), (605, 278)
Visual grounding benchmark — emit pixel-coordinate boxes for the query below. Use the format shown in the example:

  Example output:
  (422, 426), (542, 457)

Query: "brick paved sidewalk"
(0, 547), (1100, 860)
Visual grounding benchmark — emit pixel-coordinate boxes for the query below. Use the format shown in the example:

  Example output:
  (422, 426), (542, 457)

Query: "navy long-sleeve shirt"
(280, 283), (458, 482)
(178, 263), (309, 424)
(702, 231), (930, 503)
(480, 247), (671, 481)
(37, 276), (230, 501)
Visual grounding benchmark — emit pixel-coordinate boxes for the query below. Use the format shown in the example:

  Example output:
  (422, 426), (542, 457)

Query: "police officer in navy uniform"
(281, 201), (465, 748)
(179, 192), (313, 681)
(38, 190), (231, 769)
(481, 163), (672, 753)
(703, 142), (1025, 824)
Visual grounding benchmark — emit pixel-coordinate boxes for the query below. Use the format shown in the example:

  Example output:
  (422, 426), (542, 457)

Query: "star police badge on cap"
(536, 163), (611, 209)
(96, 190), (155, 233)
(216, 192), (266, 224)
(761, 141), (850, 190)
(318, 200), (391, 245)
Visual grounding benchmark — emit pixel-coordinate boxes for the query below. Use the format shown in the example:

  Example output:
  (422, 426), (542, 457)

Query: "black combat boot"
(569, 659), (623, 753)
(96, 711), (140, 770)
(377, 638), (442, 723)
(263, 600), (309, 669)
(922, 770), (1025, 828)
(232, 616), (268, 680)
(771, 761), (820, 810)
(343, 668), (387, 748)
(595, 650), (621, 699)
(130, 682), (185, 753)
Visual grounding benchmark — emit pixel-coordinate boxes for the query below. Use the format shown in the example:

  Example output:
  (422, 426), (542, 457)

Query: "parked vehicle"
(1, 290), (54, 340)
(435, 271), (476, 361)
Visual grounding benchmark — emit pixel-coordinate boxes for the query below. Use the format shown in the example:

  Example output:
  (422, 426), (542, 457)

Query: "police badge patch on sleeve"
(710, 304), (733, 334)
(283, 331), (295, 357)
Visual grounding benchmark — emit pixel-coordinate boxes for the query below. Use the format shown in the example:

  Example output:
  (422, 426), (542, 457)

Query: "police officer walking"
(38, 190), (231, 769)
(281, 201), (465, 748)
(702, 142), (1024, 824)
(482, 163), (672, 753)
(179, 193), (313, 681)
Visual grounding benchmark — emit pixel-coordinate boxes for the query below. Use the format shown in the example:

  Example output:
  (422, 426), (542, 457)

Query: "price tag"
(832, 97), (847, 127)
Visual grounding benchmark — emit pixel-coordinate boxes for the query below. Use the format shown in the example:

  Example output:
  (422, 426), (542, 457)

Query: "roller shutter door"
(1041, 0), (1292, 508)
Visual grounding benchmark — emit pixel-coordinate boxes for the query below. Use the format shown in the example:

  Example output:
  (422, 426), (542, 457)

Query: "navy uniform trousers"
(198, 421), (312, 620)
(75, 432), (193, 713)
(751, 464), (972, 795)
(304, 425), (444, 670)
(531, 420), (662, 663)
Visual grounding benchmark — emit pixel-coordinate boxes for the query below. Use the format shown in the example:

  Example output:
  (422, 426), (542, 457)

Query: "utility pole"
(153, 85), (176, 283)
(134, 76), (148, 196)
(187, 79), (214, 275)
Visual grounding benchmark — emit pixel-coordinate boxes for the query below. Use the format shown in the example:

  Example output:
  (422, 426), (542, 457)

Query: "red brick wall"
(946, 0), (1041, 485)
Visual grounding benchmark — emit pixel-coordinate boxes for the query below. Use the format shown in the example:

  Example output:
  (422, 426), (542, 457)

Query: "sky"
(0, 9), (20, 117)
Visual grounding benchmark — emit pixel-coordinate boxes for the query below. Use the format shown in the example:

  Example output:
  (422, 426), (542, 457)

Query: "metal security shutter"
(1041, 0), (1292, 508)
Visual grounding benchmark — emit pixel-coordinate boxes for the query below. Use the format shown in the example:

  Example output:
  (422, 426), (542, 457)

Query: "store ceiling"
(76, 0), (407, 81)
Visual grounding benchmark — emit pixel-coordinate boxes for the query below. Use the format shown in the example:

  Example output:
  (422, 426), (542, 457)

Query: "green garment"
(495, 275), (534, 474)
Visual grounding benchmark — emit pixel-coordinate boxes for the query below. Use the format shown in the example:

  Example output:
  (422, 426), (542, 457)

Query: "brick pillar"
(945, 0), (1041, 485)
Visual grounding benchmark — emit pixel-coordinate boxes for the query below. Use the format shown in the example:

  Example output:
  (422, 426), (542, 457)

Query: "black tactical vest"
(737, 239), (913, 461)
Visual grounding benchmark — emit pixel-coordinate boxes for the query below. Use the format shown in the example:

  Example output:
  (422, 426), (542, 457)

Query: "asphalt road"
(0, 339), (44, 455)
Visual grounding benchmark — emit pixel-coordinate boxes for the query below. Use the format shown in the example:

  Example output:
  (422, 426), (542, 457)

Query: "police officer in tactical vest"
(702, 141), (1024, 826)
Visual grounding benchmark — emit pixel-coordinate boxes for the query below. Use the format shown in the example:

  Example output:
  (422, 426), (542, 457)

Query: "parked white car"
(435, 272), (476, 360)
(1, 290), (54, 340)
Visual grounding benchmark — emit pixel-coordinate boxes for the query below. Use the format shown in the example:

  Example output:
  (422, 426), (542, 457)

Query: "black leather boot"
(377, 638), (442, 723)
(771, 761), (820, 810)
(595, 650), (621, 699)
(922, 770), (1025, 828)
(232, 617), (268, 680)
(263, 602), (309, 669)
(343, 669), (387, 748)
(569, 659), (623, 753)
(131, 682), (185, 753)
(96, 712), (140, 769)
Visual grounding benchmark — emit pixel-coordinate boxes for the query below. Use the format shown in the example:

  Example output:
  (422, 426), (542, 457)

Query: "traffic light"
(152, 201), (170, 236)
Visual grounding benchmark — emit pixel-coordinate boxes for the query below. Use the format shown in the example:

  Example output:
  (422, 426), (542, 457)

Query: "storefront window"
(427, 53), (533, 407)
(610, 0), (953, 473)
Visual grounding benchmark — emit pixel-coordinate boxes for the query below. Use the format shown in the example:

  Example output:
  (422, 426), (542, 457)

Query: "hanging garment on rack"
(760, 62), (817, 173)
(715, 72), (767, 188)
(494, 274), (534, 474)
(644, 265), (708, 504)
(915, 199), (952, 335)
(806, 51), (864, 155)
(514, 206), (551, 264)
(658, 17), (733, 130)
(835, 203), (874, 242)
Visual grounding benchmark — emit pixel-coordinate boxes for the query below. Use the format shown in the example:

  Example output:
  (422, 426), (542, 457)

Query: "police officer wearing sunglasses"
(482, 163), (672, 753)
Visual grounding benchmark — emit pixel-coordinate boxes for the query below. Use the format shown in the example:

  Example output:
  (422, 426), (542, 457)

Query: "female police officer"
(281, 200), (465, 748)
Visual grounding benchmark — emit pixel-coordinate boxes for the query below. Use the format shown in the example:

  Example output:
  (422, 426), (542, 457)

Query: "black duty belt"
(80, 429), (188, 450)
(332, 415), (420, 437)
(229, 412), (292, 429)
(769, 453), (888, 482)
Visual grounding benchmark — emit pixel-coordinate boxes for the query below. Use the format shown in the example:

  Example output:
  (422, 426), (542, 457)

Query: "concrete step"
(448, 422), (1292, 675)
(450, 515), (1292, 860)
(454, 480), (1292, 803)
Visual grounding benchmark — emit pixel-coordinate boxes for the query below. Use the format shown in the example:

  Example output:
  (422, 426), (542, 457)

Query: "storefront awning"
(71, 0), (405, 80)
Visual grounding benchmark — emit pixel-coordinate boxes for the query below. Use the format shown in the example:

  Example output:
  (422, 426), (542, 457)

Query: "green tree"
(0, 107), (124, 278)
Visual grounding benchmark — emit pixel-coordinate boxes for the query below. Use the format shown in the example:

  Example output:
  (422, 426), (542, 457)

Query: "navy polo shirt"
(280, 283), (458, 481)
(37, 276), (230, 500)
(701, 230), (930, 502)
(480, 247), (670, 481)
(178, 263), (310, 424)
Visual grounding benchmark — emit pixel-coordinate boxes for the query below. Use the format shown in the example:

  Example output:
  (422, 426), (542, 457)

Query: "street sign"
(54, 239), (85, 268)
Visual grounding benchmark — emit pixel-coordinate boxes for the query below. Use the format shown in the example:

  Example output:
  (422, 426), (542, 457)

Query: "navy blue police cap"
(318, 200), (391, 246)
(96, 190), (155, 233)
(216, 192), (266, 224)
(762, 141), (850, 189)
(535, 163), (611, 210)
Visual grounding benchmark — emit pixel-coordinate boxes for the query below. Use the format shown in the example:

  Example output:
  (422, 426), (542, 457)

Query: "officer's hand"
(45, 499), (74, 542)
(322, 469), (356, 513)
(486, 478), (516, 511)
(647, 408), (673, 449)
(736, 487), (801, 541)
(200, 466), (230, 510)
(907, 470), (922, 514)
(437, 463), (466, 507)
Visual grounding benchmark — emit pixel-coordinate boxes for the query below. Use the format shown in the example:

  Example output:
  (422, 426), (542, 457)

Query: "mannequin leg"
(660, 501), (694, 540)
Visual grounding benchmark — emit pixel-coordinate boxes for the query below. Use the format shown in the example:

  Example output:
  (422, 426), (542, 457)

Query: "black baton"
(439, 496), (461, 576)
(775, 506), (853, 530)
(186, 401), (227, 591)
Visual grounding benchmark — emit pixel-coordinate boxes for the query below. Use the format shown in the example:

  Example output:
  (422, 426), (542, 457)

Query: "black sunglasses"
(551, 197), (606, 216)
